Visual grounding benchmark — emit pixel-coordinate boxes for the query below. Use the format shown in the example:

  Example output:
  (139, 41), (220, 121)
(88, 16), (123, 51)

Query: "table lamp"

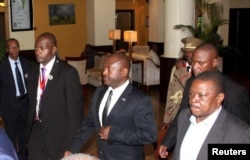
(109, 29), (121, 53)
(124, 30), (137, 59)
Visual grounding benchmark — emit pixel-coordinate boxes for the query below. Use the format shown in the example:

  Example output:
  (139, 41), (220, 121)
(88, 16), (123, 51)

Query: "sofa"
(87, 53), (110, 87)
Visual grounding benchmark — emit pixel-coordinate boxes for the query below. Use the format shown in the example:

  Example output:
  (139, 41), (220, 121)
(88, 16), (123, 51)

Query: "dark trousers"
(28, 122), (63, 160)
(3, 96), (29, 160)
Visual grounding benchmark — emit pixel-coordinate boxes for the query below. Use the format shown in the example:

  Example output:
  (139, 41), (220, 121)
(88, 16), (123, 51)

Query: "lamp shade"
(0, 2), (5, 7)
(123, 30), (137, 42)
(109, 29), (121, 40)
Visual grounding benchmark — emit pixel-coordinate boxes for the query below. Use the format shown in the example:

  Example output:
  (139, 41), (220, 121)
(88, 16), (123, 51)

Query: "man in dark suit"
(27, 32), (83, 160)
(0, 38), (31, 160)
(64, 53), (157, 160)
(160, 71), (250, 159)
(159, 43), (250, 158)
(0, 127), (18, 160)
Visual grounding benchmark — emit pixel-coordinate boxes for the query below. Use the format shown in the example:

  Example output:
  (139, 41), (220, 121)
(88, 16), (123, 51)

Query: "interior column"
(160, 0), (195, 102)
(86, 0), (115, 51)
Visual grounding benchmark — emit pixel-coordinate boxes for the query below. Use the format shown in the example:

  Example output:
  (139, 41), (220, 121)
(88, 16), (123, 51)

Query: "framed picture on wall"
(48, 3), (76, 25)
(10, 0), (33, 31)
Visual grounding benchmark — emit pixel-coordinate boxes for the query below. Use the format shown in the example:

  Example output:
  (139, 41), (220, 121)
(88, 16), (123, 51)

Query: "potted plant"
(174, 0), (241, 73)
(174, 0), (229, 45)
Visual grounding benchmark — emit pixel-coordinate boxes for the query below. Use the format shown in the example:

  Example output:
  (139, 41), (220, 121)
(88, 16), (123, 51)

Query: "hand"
(161, 123), (169, 131)
(64, 151), (72, 157)
(99, 126), (111, 140)
(159, 145), (169, 159)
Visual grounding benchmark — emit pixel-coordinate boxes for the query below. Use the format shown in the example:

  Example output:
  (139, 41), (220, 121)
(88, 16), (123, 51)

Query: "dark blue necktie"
(15, 62), (25, 95)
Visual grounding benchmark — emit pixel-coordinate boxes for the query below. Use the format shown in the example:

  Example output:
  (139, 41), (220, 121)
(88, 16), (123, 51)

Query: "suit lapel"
(197, 109), (227, 159)
(42, 59), (60, 97)
(19, 58), (30, 89)
(104, 84), (133, 124)
(5, 60), (16, 89)
(179, 110), (192, 143)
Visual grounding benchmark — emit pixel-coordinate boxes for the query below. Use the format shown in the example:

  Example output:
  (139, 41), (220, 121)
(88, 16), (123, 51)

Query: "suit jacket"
(173, 108), (250, 160)
(0, 127), (18, 160)
(69, 84), (157, 160)
(162, 72), (250, 151)
(0, 57), (30, 117)
(27, 58), (83, 157)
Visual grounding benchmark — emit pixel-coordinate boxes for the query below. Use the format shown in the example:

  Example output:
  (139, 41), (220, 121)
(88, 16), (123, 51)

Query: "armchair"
(87, 53), (111, 87)
(65, 57), (88, 97)
(132, 52), (160, 93)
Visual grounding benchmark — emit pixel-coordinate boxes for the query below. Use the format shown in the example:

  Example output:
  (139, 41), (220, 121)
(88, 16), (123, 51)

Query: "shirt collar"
(108, 80), (129, 94)
(190, 106), (222, 126)
(8, 56), (20, 64)
(40, 56), (56, 70)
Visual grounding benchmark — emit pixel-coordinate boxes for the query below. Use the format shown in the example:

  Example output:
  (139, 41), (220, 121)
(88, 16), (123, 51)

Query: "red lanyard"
(40, 68), (46, 94)
(39, 76), (46, 91)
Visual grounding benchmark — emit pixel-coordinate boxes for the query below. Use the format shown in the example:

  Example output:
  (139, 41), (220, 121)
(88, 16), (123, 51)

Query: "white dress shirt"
(35, 56), (56, 116)
(99, 80), (129, 126)
(180, 106), (222, 160)
(9, 57), (27, 96)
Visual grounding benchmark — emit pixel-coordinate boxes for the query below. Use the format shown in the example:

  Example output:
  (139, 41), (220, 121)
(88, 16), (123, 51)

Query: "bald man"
(159, 43), (250, 158)
(64, 53), (157, 160)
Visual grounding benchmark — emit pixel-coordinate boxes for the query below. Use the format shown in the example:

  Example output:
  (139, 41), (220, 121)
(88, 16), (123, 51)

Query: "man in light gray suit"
(160, 71), (250, 159)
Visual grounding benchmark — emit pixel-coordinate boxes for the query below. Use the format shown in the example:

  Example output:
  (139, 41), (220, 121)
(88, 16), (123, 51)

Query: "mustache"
(190, 104), (200, 109)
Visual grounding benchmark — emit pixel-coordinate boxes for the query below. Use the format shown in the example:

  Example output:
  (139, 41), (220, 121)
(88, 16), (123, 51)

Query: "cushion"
(94, 53), (110, 70)
(132, 45), (150, 55)
(148, 50), (160, 66)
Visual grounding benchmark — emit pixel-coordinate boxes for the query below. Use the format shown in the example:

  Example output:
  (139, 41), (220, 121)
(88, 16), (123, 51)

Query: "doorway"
(115, 10), (135, 51)
(0, 12), (6, 42)
(228, 8), (250, 75)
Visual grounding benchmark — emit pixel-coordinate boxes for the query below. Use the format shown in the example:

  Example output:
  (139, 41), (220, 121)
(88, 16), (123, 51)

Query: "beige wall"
(33, 0), (87, 58)
(4, 0), (87, 59)
(4, 0), (147, 59)
(3, 0), (249, 59)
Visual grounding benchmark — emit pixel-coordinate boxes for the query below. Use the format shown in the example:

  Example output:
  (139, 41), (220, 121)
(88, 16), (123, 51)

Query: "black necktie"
(187, 65), (191, 73)
(15, 62), (25, 95)
(102, 90), (113, 124)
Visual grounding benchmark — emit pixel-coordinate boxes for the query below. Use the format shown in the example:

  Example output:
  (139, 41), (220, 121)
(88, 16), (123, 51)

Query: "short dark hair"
(195, 42), (219, 58)
(194, 70), (225, 94)
(111, 52), (131, 72)
(6, 38), (19, 48)
(37, 32), (57, 46)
